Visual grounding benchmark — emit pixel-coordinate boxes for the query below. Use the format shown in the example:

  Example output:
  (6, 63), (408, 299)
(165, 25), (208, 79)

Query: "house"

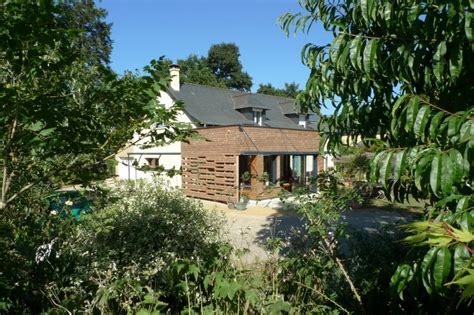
(115, 65), (324, 203)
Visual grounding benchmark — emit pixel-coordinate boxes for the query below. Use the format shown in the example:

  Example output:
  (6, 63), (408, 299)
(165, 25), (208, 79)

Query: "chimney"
(169, 64), (180, 91)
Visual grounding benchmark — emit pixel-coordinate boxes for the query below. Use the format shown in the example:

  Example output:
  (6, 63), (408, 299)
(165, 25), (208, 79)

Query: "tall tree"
(0, 1), (188, 209)
(57, 0), (112, 66)
(257, 82), (301, 98)
(281, 0), (473, 308)
(207, 43), (252, 91)
(177, 54), (226, 88)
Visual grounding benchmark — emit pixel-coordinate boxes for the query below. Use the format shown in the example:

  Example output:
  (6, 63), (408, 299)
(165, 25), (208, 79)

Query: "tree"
(281, 0), (473, 308)
(178, 54), (226, 88)
(207, 43), (253, 91)
(0, 1), (189, 210)
(257, 82), (301, 98)
(157, 43), (252, 91)
(57, 0), (112, 66)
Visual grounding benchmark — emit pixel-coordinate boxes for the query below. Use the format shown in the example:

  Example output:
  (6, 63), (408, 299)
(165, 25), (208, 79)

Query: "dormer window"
(299, 114), (308, 128)
(253, 109), (264, 126)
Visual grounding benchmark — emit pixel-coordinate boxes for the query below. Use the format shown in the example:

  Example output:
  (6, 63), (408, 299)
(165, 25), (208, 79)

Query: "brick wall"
(181, 126), (321, 203)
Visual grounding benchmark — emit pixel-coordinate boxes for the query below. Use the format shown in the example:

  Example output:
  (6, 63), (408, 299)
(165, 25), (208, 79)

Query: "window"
(145, 158), (160, 169)
(264, 155), (277, 185)
(253, 109), (263, 126)
(298, 114), (308, 128)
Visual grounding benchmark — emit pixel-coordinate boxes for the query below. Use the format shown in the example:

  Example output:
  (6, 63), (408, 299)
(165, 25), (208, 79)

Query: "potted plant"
(257, 171), (270, 186)
(241, 171), (251, 187)
(235, 191), (249, 210)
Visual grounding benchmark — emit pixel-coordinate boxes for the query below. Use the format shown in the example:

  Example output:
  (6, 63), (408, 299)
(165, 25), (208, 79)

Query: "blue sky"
(97, 0), (333, 93)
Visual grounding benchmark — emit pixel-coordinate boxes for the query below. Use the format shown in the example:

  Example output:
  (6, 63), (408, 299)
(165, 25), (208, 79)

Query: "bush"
(0, 185), (77, 313)
(47, 179), (230, 313)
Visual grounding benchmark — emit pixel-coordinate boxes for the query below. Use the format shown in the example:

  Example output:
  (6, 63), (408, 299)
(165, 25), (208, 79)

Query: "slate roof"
(169, 83), (318, 130)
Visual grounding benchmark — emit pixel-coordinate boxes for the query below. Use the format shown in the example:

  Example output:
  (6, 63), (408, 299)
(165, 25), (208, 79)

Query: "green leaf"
(349, 36), (363, 70)
(266, 300), (292, 313)
(337, 42), (351, 73)
(433, 41), (447, 81)
(330, 36), (344, 63)
(39, 127), (55, 137)
(434, 41), (447, 61)
(449, 149), (464, 183)
(391, 94), (410, 116)
(390, 264), (414, 300)
(405, 96), (420, 133)
(430, 153), (442, 196)
(441, 153), (454, 195)
(415, 152), (432, 191)
(414, 105), (431, 140)
(449, 45), (463, 80)
(421, 248), (439, 294)
(379, 151), (393, 188)
(383, 3), (392, 27)
(447, 115), (462, 138)
(363, 39), (378, 75)
(408, 4), (420, 24)
(433, 247), (452, 290)
(456, 196), (470, 213)
(393, 150), (407, 182)
(370, 151), (384, 182)
(460, 120), (474, 142)
(361, 0), (372, 25)
(429, 111), (445, 141)
(28, 121), (44, 132)
(466, 10), (473, 42)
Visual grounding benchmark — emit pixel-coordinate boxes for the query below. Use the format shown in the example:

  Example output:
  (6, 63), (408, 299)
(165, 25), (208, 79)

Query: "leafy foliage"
(207, 42), (253, 91)
(45, 180), (230, 313)
(177, 54), (227, 88)
(280, 0), (474, 306)
(0, 1), (190, 209)
(257, 82), (301, 98)
(57, 0), (112, 66)
(157, 42), (253, 91)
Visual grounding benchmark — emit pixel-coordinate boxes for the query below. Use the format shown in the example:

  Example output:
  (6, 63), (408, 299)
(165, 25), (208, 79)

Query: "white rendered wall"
(115, 90), (194, 187)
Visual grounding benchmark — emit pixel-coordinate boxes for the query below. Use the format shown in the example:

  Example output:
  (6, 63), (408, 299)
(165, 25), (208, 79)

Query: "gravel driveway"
(199, 199), (419, 265)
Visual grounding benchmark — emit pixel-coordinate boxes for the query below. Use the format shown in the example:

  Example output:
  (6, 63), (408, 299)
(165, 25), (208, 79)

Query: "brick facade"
(181, 125), (321, 203)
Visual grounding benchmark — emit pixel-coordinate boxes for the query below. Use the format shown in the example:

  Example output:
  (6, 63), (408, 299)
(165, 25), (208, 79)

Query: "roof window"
(253, 109), (264, 126)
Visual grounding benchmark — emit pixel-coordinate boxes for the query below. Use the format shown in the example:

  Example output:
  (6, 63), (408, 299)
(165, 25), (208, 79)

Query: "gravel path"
(198, 199), (419, 265)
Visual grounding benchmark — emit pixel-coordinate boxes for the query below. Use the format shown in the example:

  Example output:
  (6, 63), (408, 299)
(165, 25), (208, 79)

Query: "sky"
(97, 0), (333, 94)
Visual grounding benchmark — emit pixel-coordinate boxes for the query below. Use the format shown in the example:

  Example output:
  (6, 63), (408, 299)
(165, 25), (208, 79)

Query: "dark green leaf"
(349, 36), (363, 70)
(421, 248), (439, 294)
(430, 153), (442, 196)
(370, 151), (385, 182)
(394, 150), (407, 182)
(415, 152), (432, 191)
(449, 149), (464, 183)
(405, 96), (420, 133)
(449, 45), (463, 80)
(429, 111), (445, 141)
(441, 153), (454, 195)
(454, 244), (471, 275)
(433, 41), (447, 81)
(363, 39), (378, 75)
(466, 10), (473, 42)
(433, 247), (451, 290)
(380, 151), (393, 188)
(414, 105), (431, 140)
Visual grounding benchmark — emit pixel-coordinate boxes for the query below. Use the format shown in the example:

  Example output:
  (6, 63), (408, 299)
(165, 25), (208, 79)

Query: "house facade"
(115, 65), (324, 203)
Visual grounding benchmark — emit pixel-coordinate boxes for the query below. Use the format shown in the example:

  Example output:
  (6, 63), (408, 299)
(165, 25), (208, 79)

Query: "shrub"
(47, 179), (231, 313)
(0, 185), (77, 313)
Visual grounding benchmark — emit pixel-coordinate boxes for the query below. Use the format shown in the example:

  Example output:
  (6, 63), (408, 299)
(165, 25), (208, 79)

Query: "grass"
(364, 197), (425, 215)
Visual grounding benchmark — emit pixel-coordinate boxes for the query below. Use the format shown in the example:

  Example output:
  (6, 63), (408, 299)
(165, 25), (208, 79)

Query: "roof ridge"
(181, 82), (296, 101)
(252, 91), (295, 101)
(181, 82), (246, 94)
